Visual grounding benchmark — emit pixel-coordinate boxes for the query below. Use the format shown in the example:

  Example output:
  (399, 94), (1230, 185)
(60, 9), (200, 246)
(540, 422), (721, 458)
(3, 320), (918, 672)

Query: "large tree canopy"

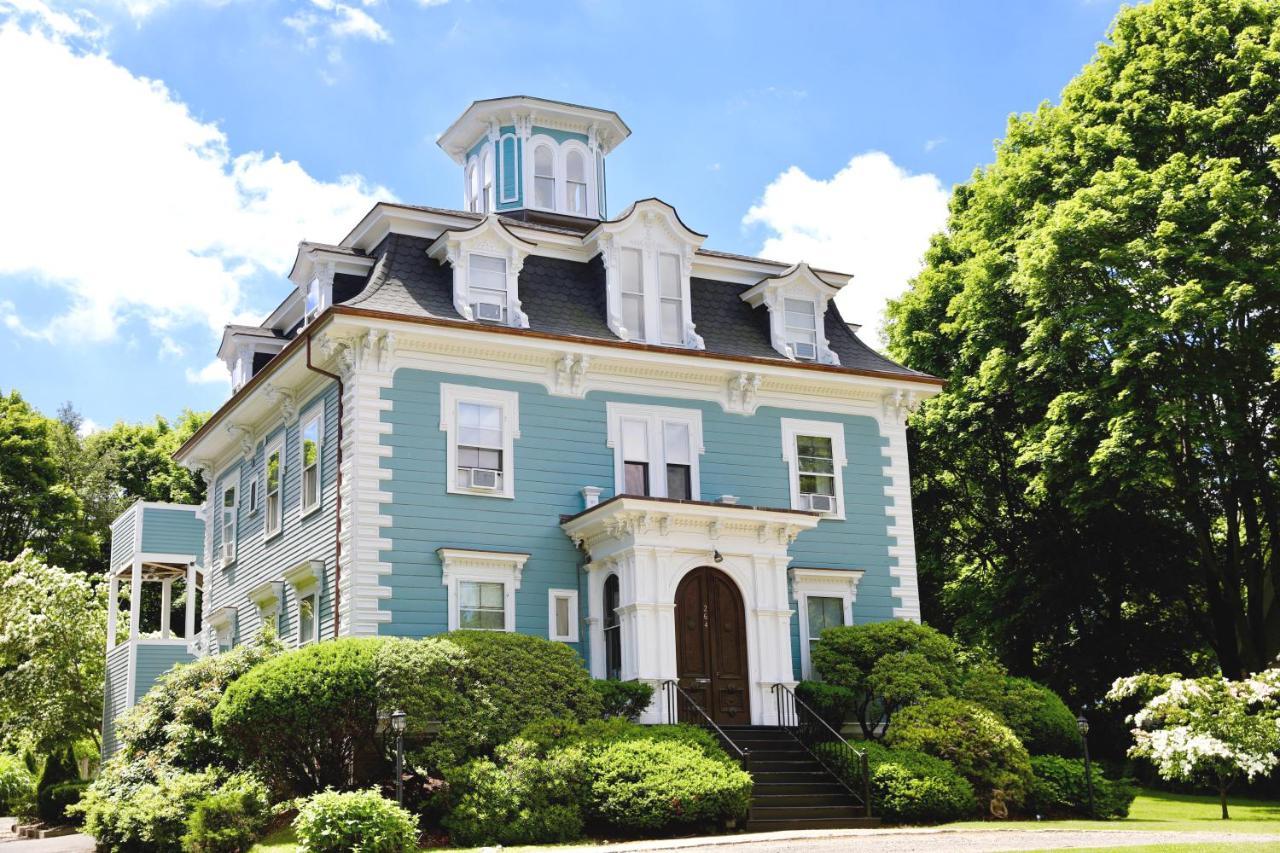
(888, 0), (1279, 687)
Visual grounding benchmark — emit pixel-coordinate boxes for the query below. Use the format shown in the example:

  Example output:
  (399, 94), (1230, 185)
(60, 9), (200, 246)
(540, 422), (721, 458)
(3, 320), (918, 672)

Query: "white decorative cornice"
(437, 548), (530, 587)
(284, 559), (324, 595)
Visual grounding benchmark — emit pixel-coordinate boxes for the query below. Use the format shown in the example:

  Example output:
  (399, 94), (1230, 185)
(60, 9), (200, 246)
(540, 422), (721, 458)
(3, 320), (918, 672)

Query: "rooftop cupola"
(437, 96), (630, 222)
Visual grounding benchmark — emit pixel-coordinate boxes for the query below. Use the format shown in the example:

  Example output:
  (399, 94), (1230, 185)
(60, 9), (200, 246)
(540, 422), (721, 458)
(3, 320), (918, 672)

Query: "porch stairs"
(721, 726), (881, 832)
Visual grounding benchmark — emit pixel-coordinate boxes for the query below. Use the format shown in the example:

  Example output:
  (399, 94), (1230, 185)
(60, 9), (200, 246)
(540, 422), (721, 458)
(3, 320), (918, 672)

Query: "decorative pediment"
(585, 199), (706, 349)
(248, 580), (284, 615)
(740, 262), (842, 365)
(284, 559), (324, 595)
(427, 215), (535, 327)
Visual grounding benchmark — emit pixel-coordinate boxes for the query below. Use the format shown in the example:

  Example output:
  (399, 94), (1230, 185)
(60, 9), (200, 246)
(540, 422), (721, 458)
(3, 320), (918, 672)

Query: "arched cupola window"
(481, 148), (494, 214)
(533, 144), (556, 210)
(603, 573), (621, 681)
(465, 159), (481, 213)
(565, 149), (588, 215)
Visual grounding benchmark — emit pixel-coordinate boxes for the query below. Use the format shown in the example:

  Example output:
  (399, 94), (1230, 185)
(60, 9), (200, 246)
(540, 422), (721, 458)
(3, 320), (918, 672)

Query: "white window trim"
(299, 407), (324, 518)
(557, 139), (597, 218)
(784, 297), (820, 360)
(530, 136), (558, 212)
(248, 580), (283, 635)
(548, 588), (580, 643)
(264, 435), (285, 540)
(215, 462), (239, 568)
(284, 559), (323, 647)
(464, 156), (480, 212)
(426, 218), (531, 328)
(440, 384), (520, 500)
(438, 548), (529, 632)
(605, 402), (704, 500)
(790, 567), (864, 679)
(207, 606), (237, 654)
(498, 133), (519, 204)
(739, 262), (841, 365)
(780, 418), (848, 520)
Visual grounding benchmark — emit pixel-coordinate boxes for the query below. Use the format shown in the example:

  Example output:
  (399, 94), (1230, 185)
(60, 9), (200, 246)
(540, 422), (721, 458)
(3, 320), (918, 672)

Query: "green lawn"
(250, 825), (298, 852)
(955, 788), (1280, 836)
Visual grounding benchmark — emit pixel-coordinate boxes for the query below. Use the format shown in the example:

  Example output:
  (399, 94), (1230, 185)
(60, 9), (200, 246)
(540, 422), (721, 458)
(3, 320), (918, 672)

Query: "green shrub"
(73, 764), (258, 853)
(37, 780), (88, 826)
(1027, 755), (1137, 819)
(816, 741), (976, 823)
(0, 753), (36, 816)
(213, 639), (382, 795)
(441, 630), (601, 752)
(182, 773), (271, 853)
(586, 738), (751, 833)
(374, 636), (475, 774)
(116, 635), (283, 771)
(519, 718), (730, 766)
(592, 680), (654, 721)
(886, 697), (1033, 806)
(960, 666), (1081, 757)
(443, 738), (587, 846)
(796, 681), (859, 730)
(812, 621), (961, 739)
(293, 789), (418, 853)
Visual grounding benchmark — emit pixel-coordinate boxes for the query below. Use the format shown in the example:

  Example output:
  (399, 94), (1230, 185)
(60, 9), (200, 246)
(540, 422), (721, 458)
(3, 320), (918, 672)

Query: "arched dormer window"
(565, 149), (587, 215)
(481, 148), (494, 213)
(603, 573), (621, 680)
(739, 262), (842, 365)
(533, 143), (555, 210)
(426, 215), (535, 328)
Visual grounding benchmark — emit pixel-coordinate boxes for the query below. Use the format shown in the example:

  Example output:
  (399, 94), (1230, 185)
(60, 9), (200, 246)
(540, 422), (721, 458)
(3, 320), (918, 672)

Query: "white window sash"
(548, 588), (579, 642)
(440, 385), (520, 499)
(300, 409), (323, 516)
(264, 438), (284, 537)
(606, 403), (703, 500)
(780, 418), (848, 520)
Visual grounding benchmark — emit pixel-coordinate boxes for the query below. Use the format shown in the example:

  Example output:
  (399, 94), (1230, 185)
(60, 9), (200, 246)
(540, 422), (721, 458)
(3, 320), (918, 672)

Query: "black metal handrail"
(771, 683), (872, 817)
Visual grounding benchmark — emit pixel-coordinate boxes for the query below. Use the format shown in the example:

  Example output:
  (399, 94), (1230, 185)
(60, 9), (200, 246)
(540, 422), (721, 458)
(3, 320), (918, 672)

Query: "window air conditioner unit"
(474, 302), (504, 322)
(806, 493), (835, 512)
(467, 468), (500, 490)
(793, 342), (817, 360)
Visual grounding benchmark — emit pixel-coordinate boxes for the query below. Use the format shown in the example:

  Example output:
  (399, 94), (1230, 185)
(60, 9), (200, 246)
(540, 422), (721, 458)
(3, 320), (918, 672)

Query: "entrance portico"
(561, 495), (821, 726)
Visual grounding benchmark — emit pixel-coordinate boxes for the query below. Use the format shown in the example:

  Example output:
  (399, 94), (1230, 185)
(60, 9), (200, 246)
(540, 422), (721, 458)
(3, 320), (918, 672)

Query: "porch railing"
(771, 683), (872, 817)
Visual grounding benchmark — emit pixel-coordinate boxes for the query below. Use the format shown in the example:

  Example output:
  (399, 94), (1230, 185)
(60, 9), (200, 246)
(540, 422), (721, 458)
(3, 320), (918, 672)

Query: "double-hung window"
(533, 144), (555, 209)
(785, 298), (819, 360)
(791, 567), (863, 679)
(265, 439), (283, 537)
(297, 592), (317, 645)
(439, 548), (526, 632)
(657, 253), (683, 345)
(565, 150), (588, 215)
(548, 589), (579, 642)
(221, 482), (237, 565)
(603, 574), (622, 680)
(441, 385), (519, 499)
(781, 419), (847, 519)
(300, 411), (322, 516)
(468, 255), (508, 323)
(607, 403), (702, 501)
(806, 596), (844, 661)
(481, 150), (494, 214)
(459, 581), (505, 630)
(619, 247), (645, 339)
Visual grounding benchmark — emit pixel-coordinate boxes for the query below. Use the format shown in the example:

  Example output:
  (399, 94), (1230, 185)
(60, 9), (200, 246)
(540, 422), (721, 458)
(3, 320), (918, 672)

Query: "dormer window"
(785, 298), (818, 360)
(588, 199), (705, 349)
(468, 255), (508, 323)
(533, 144), (555, 210)
(566, 149), (588, 215)
(427, 215), (533, 329)
(740, 262), (842, 365)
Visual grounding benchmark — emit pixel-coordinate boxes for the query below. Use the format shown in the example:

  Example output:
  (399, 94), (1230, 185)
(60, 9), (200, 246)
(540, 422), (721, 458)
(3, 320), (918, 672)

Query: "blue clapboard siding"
(101, 643), (131, 756)
(133, 642), (194, 703)
(140, 507), (203, 556)
(109, 506), (136, 570)
(378, 369), (898, 678)
(209, 385), (340, 647)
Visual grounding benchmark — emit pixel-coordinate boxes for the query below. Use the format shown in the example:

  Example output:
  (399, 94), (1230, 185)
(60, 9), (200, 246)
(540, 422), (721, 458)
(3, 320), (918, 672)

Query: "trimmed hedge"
(36, 780), (88, 826)
(816, 741), (977, 824)
(886, 697), (1033, 805)
(1027, 755), (1137, 819)
(960, 667), (1080, 757)
(373, 636), (472, 773)
(592, 680), (655, 721)
(182, 774), (271, 853)
(293, 789), (419, 853)
(213, 639), (382, 795)
(115, 635), (283, 771)
(796, 681), (859, 730)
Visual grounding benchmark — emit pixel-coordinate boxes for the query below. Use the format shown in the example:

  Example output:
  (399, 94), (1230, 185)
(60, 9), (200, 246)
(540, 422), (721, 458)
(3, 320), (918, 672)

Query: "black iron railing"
(660, 680), (751, 767)
(771, 683), (872, 817)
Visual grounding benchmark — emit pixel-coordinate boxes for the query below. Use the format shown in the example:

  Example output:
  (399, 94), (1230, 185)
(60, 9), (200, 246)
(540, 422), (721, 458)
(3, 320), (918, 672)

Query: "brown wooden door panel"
(674, 566), (750, 725)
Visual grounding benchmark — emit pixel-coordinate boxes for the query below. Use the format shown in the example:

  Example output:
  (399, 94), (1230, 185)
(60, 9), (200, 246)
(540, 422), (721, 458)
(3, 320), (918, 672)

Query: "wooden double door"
(674, 566), (750, 725)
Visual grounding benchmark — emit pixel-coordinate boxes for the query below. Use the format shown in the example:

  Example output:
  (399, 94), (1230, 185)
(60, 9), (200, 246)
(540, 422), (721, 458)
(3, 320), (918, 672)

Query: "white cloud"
(284, 0), (389, 47)
(0, 20), (394, 346)
(77, 417), (100, 437)
(185, 358), (229, 386)
(924, 137), (947, 152)
(743, 152), (949, 347)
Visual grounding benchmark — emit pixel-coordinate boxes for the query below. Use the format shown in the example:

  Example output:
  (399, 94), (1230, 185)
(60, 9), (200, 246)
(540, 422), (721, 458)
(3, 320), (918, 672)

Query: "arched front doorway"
(674, 566), (750, 724)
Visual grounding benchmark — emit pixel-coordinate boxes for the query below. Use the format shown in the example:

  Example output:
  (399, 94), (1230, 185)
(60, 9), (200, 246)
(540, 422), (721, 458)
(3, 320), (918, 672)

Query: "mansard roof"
(339, 232), (933, 381)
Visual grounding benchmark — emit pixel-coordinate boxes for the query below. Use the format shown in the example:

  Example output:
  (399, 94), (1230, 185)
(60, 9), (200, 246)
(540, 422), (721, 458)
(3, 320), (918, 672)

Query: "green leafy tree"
(0, 391), (82, 565)
(85, 410), (209, 506)
(0, 552), (106, 753)
(1108, 669), (1280, 818)
(886, 0), (1279, 684)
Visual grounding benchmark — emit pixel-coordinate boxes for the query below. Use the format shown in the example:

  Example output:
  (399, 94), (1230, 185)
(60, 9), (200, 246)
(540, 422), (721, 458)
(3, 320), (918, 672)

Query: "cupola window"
(466, 161), (480, 213)
(533, 144), (555, 210)
(566, 149), (588, 215)
(481, 149), (494, 214)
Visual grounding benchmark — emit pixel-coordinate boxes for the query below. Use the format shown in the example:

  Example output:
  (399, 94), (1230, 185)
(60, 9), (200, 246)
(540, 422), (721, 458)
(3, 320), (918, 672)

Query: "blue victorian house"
(102, 96), (940, 767)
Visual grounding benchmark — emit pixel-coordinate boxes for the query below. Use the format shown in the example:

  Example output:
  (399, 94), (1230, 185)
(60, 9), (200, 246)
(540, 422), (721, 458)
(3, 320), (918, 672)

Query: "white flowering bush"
(1107, 669), (1280, 818)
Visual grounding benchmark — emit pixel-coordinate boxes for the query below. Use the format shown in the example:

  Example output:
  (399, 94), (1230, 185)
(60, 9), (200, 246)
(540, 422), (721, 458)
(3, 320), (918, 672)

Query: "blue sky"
(0, 0), (1128, 430)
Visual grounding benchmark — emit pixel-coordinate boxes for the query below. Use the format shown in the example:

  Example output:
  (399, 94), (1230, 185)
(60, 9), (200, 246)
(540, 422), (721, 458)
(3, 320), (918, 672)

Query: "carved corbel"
(728, 372), (763, 414)
(881, 389), (920, 424)
(225, 425), (255, 461)
(264, 383), (297, 422)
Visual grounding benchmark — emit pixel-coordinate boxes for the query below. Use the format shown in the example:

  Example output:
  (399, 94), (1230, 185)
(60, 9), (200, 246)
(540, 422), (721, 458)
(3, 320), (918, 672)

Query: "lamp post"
(390, 709), (407, 807)
(1076, 708), (1095, 818)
